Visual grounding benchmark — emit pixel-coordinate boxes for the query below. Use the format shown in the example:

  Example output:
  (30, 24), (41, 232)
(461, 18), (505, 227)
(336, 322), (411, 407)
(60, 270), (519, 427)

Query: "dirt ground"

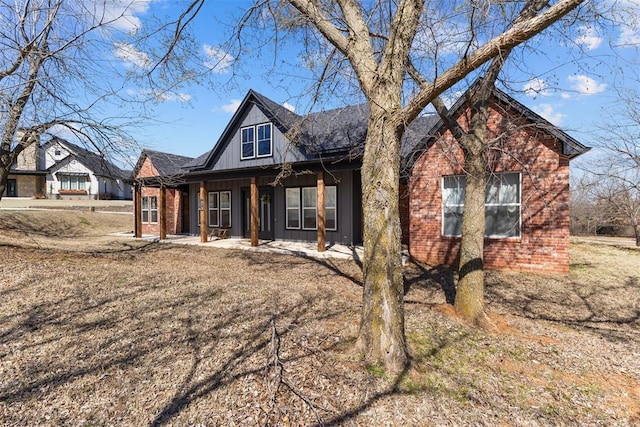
(0, 210), (638, 426)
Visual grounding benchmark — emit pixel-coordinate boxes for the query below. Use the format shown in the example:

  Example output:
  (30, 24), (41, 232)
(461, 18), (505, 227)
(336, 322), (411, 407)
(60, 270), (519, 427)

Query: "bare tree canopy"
(0, 0), (163, 199)
(583, 85), (640, 245)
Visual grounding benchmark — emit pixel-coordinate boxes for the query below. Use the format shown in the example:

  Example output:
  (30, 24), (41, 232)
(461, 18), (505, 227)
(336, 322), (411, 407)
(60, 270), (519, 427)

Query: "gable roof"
(45, 137), (130, 180)
(134, 149), (194, 178)
(415, 83), (590, 161)
(184, 90), (302, 170)
(185, 90), (439, 172)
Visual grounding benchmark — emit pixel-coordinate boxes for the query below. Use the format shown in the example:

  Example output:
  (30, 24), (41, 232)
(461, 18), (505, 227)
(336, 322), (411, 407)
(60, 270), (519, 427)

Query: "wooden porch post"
(134, 184), (142, 238)
(159, 185), (167, 240)
(317, 171), (326, 252)
(199, 182), (208, 243)
(250, 177), (259, 247)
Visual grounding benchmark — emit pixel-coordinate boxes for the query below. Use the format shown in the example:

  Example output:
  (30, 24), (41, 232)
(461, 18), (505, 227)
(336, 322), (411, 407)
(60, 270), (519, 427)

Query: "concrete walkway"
(121, 232), (365, 261)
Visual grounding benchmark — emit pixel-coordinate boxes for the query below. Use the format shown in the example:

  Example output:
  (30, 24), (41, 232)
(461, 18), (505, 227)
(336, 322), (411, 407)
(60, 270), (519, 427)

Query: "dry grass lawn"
(1, 209), (639, 426)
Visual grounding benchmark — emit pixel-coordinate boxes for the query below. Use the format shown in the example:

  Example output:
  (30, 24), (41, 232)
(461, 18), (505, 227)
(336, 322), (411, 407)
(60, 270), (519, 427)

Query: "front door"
(7, 179), (17, 197)
(243, 187), (275, 240)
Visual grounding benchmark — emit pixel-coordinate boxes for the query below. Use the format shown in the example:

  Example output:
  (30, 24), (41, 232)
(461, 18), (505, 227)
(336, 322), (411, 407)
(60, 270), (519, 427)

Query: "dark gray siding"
(210, 104), (306, 171)
(188, 169), (362, 245)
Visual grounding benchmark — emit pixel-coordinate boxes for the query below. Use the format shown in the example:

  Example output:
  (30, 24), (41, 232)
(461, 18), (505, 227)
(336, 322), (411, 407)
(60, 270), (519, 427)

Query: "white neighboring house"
(42, 137), (132, 200)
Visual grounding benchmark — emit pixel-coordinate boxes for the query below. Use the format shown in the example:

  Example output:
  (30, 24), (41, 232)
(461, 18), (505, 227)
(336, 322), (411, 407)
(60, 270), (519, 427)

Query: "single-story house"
(133, 86), (589, 273)
(42, 137), (132, 200)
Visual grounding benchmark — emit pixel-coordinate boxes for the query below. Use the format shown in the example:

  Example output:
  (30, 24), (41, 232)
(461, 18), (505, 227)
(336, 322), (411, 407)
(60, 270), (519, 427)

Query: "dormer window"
(241, 123), (272, 159)
(54, 150), (61, 156)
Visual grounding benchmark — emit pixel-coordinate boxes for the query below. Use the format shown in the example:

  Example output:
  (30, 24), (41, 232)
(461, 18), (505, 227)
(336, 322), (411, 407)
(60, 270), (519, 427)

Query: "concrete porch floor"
(131, 233), (364, 262)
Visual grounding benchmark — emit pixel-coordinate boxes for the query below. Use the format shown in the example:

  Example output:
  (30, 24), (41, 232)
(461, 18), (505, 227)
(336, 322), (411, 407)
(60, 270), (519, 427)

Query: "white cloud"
(113, 42), (151, 69)
(282, 102), (295, 112)
(156, 92), (192, 102)
(533, 104), (566, 126)
(567, 75), (607, 95)
(85, 0), (154, 32)
(523, 78), (550, 97)
(203, 44), (233, 73)
(575, 26), (603, 50)
(221, 99), (241, 113)
(560, 92), (572, 100)
(617, 26), (640, 46)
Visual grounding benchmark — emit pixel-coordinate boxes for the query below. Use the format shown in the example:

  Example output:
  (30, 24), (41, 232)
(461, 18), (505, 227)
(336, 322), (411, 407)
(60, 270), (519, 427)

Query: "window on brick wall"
(442, 172), (521, 238)
(142, 196), (158, 224)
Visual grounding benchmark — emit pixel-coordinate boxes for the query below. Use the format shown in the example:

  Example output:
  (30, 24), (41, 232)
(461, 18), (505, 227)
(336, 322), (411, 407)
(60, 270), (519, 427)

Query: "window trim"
(208, 190), (232, 228)
(285, 187), (301, 230)
(59, 174), (87, 191)
(142, 195), (158, 224)
(441, 172), (521, 239)
(285, 185), (338, 232)
(240, 122), (272, 160)
(256, 123), (273, 158)
(301, 187), (317, 230)
(240, 126), (255, 160)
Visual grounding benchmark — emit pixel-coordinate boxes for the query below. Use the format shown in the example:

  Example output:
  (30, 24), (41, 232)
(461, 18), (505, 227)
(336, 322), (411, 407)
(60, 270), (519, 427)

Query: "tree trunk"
(632, 218), (640, 247)
(454, 137), (492, 327)
(356, 105), (407, 374)
(0, 165), (9, 201)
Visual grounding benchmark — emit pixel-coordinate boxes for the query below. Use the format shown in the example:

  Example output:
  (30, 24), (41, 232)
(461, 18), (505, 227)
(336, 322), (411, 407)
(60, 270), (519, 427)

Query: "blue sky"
(103, 1), (640, 166)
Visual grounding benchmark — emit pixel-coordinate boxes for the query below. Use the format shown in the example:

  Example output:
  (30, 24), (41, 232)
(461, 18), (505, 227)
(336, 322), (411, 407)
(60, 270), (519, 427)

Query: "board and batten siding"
(207, 104), (306, 172)
(189, 170), (362, 245)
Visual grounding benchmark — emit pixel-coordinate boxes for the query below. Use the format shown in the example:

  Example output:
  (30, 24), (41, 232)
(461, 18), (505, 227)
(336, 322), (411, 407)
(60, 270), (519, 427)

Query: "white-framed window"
(142, 196), (158, 224)
(241, 127), (255, 159)
(257, 123), (272, 157)
(302, 187), (317, 230)
(240, 123), (272, 159)
(325, 186), (337, 231)
(208, 192), (219, 227)
(285, 188), (300, 229)
(442, 172), (521, 238)
(208, 191), (231, 227)
(285, 186), (337, 231)
(59, 175), (86, 191)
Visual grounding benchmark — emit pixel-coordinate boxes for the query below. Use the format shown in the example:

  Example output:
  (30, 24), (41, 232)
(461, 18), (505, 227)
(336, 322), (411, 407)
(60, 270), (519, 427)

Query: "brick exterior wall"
(140, 187), (183, 235)
(136, 156), (184, 236)
(408, 104), (571, 274)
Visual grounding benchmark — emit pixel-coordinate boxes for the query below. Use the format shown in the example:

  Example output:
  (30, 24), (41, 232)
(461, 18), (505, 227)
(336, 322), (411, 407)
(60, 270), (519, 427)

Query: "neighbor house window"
(442, 172), (521, 238)
(240, 123), (272, 159)
(285, 186), (337, 231)
(142, 196), (158, 224)
(59, 175), (86, 191)
(208, 191), (231, 227)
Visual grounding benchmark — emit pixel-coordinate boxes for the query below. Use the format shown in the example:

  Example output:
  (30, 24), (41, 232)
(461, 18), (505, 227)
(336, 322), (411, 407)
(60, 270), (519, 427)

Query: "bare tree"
(422, 1), (552, 327)
(159, 0), (587, 373)
(587, 90), (640, 245)
(570, 175), (603, 236)
(0, 0), (151, 200)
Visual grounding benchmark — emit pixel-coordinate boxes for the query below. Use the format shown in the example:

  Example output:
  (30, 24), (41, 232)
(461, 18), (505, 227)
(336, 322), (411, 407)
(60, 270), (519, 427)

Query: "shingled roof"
(138, 149), (194, 177)
(47, 137), (130, 180)
(184, 90), (439, 171)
